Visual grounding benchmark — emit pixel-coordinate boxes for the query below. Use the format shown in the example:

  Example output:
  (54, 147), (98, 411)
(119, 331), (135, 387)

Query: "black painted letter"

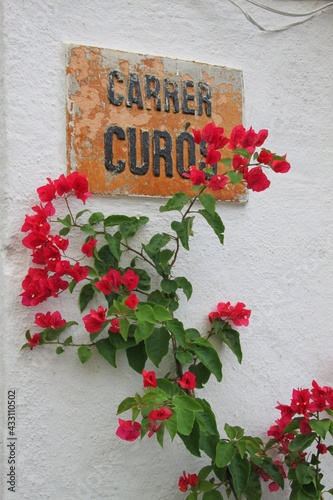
(153, 130), (173, 178)
(198, 82), (212, 117)
(176, 132), (196, 177)
(105, 125), (126, 173)
(128, 127), (149, 175)
(108, 71), (124, 106)
(126, 73), (144, 109)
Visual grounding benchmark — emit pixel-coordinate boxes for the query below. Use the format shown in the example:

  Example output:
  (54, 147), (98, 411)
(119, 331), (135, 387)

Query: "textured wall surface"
(1, 1), (332, 499)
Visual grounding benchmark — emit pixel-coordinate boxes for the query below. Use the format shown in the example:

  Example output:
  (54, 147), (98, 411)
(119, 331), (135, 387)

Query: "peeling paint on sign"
(66, 45), (245, 201)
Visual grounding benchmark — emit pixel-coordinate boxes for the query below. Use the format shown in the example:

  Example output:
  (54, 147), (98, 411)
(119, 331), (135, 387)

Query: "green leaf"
(198, 466), (214, 480)
(55, 347), (65, 355)
(187, 493), (198, 500)
(159, 249), (174, 268)
(199, 193), (216, 215)
(117, 397), (138, 415)
(104, 232), (122, 262)
(126, 341), (147, 373)
(288, 433), (316, 452)
(195, 399), (219, 437)
(153, 305), (172, 322)
(80, 223), (96, 235)
(94, 245), (118, 274)
(232, 148), (251, 158)
(143, 233), (171, 256)
(119, 216), (149, 238)
(224, 424), (244, 440)
(220, 327), (242, 363)
(59, 226), (70, 236)
(171, 217), (194, 250)
(200, 433), (220, 460)
(215, 441), (235, 468)
(202, 491), (223, 500)
(160, 279), (178, 294)
(57, 214), (72, 228)
(95, 338), (117, 367)
(178, 420), (201, 457)
(295, 463), (316, 485)
(145, 327), (170, 367)
(79, 283), (96, 313)
(77, 346), (92, 364)
(176, 350), (194, 365)
(165, 411), (178, 441)
(75, 209), (90, 220)
(134, 321), (155, 343)
(197, 480), (215, 492)
(119, 317), (130, 341)
(309, 418), (331, 439)
(159, 192), (190, 212)
(244, 469), (262, 500)
(135, 268), (151, 291)
(190, 338), (222, 382)
(229, 453), (251, 499)
(135, 304), (156, 324)
(173, 395), (203, 412)
(63, 336), (73, 346)
(175, 408), (195, 435)
(327, 445), (333, 456)
(227, 170), (243, 185)
(174, 276), (193, 300)
(259, 457), (285, 488)
(88, 212), (104, 225)
(166, 319), (187, 347)
(198, 209), (224, 245)
(156, 378), (179, 397)
(104, 214), (132, 227)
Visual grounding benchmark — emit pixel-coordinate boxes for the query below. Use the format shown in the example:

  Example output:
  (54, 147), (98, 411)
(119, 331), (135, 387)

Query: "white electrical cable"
(228, 0), (333, 32)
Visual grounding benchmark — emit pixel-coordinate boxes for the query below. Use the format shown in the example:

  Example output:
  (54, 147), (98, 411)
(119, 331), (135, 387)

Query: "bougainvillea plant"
(20, 123), (333, 499)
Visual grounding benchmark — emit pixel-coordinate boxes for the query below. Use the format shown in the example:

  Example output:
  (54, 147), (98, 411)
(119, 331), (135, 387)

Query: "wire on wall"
(228, 0), (333, 31)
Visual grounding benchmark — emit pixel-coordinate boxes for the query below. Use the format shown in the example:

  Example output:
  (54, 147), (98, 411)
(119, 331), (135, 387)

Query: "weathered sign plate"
(66, 45), (245, 201)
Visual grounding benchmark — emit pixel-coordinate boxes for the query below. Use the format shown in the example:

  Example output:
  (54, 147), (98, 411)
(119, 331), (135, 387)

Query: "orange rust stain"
(66, 45), (245, 201)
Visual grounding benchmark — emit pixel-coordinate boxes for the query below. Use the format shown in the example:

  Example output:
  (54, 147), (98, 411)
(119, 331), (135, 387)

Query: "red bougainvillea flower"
(192, 128), (202, 144)
(257, 149), (274, 165)
(299, 418), (312, 434)
(35, 310), (66, 329)
(28, 333), (41, 350)
(209, 301), (251, 327)
(37, 178), (56, 202)
(148, 407), (172, 421)
(66, 171), (92, 204)
(124, 293), (139, 310)
(82, 306), (107, 333)
(201, 122), (229, 150)
(290, 388), (312, 417)
(109, 318), (120, 334)
(95, 269), (122, 295)
(81, 238), (97, 257)
(177, 371), (196, 390)
(178, 471), (199, 492)
(122, 269), (140, 291)
(317, 443), (327, 454)
(206, 146), (221, 166)
(147, 421), (162, 438)
(183, 166), (207, 186)
(232, 154), (249, 172)
(116, 419), (141, 442)
(142, 369), (157, 388)
(207, 174), (228, 191)
(69, 262), (90, 283)
(271, 155), (291, 173)
(243, 166), (271, 192)
(55, 260), (72, 276)
(229, 125), (268, 153)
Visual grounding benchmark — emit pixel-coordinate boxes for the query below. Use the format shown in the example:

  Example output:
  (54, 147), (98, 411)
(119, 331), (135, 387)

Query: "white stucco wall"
(1, 1), (333, 499)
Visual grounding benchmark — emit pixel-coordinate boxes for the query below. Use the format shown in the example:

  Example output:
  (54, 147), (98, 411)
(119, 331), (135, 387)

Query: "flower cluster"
(20, 172), (91, 307)
(209, 301), (251, 327)
(185, 122), (290, 193)
(178, 471), (199, 492)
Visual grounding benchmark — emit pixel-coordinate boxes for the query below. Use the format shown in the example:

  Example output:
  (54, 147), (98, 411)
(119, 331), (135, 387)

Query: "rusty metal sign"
(66, 45), (244, 201)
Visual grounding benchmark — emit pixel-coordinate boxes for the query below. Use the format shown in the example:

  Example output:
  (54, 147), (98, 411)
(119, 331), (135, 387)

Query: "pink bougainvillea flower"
(183, 166), (207, 186)
(147, 420), (162, 437)
(124, 293), (139, 310)
(207, 174), (228, 191)
(109, 318), (120, 334)
(148, 407), (172, 421)
(122, 269), (140, 291)
(142, 369), (157, 388)
(177, 371), (196, 390)
(35, 310), (66, 329)
(81, 238), (97, 257)
(178, 471), (199, 492)
(28, 333), (41, 350)
(244, 166), (271, 192)
(116, 419), (141, 442)
(82, 306), (107, 333)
